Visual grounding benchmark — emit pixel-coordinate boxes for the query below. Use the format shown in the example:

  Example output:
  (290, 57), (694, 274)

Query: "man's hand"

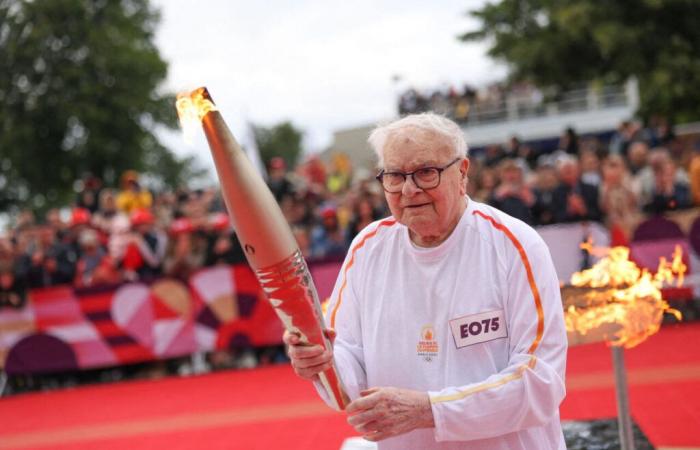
(346, 387), (435, 442)
(283, 329), (335, 381)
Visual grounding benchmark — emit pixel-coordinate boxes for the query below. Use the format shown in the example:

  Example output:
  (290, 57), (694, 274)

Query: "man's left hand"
(346, 387), (434, 442)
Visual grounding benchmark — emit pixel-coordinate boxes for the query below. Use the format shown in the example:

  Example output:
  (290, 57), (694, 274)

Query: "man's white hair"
(368, 113), (469, 167)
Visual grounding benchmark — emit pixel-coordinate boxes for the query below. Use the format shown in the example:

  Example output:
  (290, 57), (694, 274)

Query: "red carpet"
(1, 322), (699, 449)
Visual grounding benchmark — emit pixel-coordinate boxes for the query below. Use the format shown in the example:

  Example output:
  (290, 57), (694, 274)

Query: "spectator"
(15, 226), (76, 287)
(559, 127), (579, 155)
(153, 191), (177, 227)
(14, 209), (36, 233)
(599, 155), (639, 245)
(204, 213), (246, 266)
(627, 141), (649, 176)
(531, 164), (560, 226)
(291, 225), (312, 258)
(74, 229), (120, 288)
(609, 121), (649, 157)
(267, 157), (294, 203)
(488, 159), (535, 224)
(633, 147), (689, 207)
(120, 209), (166, 281)
(163, 218), (206, 281)
(471, 165), (498, 203)
(44, 208), (67, 236)
(0, 237), (26, 308)
(301, 155), (328, 195)
(327, 153), (352, 195)
(75, 173), (103, 214)
(310, 205), (346, 260)
(648, 116), (675, 148)
(66, 206), (93, 255)
(552, 156), (602, 223)
(518, 144), (538, 170)
(579, 148), (602, 187)
(482, 144), (504, 168)
(345, 194), (382, 245)
(116, 170), (153, 214)
(92, 189), (121, 237)
(643, 159), (692, 214)
(108, 214), (132, 271)
(502, 136), (521, 160)
(0, 259), (25, 309)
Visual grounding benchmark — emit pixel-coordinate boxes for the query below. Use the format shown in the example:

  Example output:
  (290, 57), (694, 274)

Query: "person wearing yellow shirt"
(116, 170), (152, 214)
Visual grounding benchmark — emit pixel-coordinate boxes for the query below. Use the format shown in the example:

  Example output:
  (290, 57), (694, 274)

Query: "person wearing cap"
(204, 212), (246, 266)
(267, 157), (295, 203)
(120, 208), (166, 281)
(74, 228), (120, 288)
(309, 205), (347, 260)
(116, 170), (153, 214)
(284, 113), (567, 449)
(163, 217), (205, 281)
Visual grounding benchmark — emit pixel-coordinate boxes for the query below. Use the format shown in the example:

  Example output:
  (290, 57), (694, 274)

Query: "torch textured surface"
(256, 250), (349, 410)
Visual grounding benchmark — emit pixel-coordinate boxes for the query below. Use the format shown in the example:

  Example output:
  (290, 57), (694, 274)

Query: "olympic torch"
(175, 88), (349, 410)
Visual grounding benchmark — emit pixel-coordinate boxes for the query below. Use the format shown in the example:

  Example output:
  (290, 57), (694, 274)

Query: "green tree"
(253, 121), (304, 169)
(0, 0), (202, 214)
(462, 0), (700, 123)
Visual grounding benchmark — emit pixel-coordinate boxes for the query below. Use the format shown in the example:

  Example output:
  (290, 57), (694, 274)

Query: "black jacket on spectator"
(15, 242), (77, 288)
(205, 232), (247, 266)
(0, 271), (27, 308)
(552, 181), (602, 223)
(531, 189), (558, 226)
(268, 177), (294, 203)
(643, 183), (692, 215)
(489, 195), (534, 225)
(137, 232), (163, 280)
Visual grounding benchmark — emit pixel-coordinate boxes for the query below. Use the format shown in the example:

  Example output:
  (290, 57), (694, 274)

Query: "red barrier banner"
(0, 264), (286, 375)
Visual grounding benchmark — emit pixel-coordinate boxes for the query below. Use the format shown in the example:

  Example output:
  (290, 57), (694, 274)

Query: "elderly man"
(285, 113), (567, 449)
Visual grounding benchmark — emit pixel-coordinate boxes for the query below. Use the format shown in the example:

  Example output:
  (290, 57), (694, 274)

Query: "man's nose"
(401, 175), (422, 196)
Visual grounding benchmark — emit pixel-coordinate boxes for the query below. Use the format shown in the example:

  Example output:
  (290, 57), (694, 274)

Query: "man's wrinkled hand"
(283, 329), (335, 381)
(346, 387), (434, 442)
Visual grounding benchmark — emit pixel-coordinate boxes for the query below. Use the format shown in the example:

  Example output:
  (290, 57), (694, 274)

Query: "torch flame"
(565, 241), (684, 348)
(175, 87), (218, 141)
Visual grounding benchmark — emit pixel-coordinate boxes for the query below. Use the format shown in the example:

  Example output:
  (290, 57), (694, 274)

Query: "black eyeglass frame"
(375, 157), (462, 193)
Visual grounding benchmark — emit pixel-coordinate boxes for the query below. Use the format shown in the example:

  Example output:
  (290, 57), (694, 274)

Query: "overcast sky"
(152, 0), (505, 175)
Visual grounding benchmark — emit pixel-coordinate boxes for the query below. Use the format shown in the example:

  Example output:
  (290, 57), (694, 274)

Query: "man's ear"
(460, 158), (470, 195)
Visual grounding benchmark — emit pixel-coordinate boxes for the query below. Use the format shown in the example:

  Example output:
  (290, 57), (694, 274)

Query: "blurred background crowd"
(2, 114), (699, 311)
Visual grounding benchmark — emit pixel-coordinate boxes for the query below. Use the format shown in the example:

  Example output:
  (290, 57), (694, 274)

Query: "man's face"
(558, 162), (579, 186)
(381, 129), (468, 244)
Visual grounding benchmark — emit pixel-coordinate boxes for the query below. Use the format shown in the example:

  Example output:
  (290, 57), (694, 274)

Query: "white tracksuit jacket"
(318, 198), (568, 450)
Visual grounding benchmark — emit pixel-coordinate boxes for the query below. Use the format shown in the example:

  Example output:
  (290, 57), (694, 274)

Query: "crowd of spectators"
(468, 119), (699, 247)
(398, 81), (545, 124)
(0, 154), (387, 309)
(2, 117), (700, 311)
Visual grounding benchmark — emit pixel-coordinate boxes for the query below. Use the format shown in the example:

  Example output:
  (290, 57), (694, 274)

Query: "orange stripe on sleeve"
(472, 210), (545, 354)
(329, 218), (397, 329)
(431, 210), (546, 404)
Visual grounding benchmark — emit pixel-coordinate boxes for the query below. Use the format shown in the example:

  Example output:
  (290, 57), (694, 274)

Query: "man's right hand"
(283, 329), (335, 381)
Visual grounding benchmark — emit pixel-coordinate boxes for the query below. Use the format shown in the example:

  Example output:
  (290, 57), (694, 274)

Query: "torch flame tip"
(175, 87), (219, 140)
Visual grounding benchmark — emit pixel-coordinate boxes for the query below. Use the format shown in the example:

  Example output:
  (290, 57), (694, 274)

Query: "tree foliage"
(0, 0), (201, 214)
(253, 121), (304, 169)
(462, 0), (700, 123)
